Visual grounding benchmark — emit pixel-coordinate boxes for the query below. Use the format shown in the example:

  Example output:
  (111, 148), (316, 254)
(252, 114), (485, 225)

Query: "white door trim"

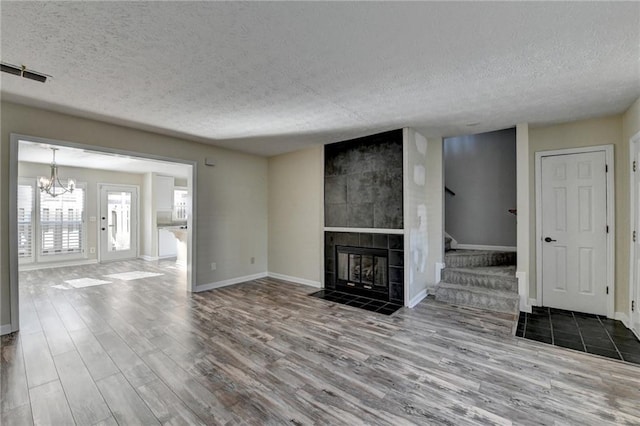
(97, 183), (140, 262)
(628, 131), (640, 334)
(535, 144), (615, 318)
(8, 133), (198, 334)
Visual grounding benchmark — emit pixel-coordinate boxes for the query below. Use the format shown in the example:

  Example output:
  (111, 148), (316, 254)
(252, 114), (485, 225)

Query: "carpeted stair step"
(444, 236), (452, 252)
(441, 266), (517, 292)
(435, 282), (519, 315)
(445, 250), (516, 268)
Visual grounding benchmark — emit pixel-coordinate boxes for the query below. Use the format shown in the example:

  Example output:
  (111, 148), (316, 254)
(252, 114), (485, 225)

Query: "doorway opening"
(8, 134), (197, 334)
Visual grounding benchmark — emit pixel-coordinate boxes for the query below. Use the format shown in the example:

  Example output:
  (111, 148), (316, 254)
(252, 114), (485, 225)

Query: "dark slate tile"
(554, 338), (585, 352)
(373, 202), (403, 229)
(324, 176), (347, 204)
(515, 329), (524, 337)
(581, 336), (616, 350)
(527, 317), (551, 330)
(527, 332), (552, 344)
(325, 204), (348, 227)
(549, 307), (574, 316)
(366, 300), (387, 309)
(620, 351), (640, 364)
(526, 325), (552, 338)
(389, 267), (404, 284)
(612, 341), (640, 354)
(532, 306), (549, 316)
(373, 234), (388, 249)
(551, 319), (580, 333)
(359, 303), (381, 313)
(359, 234), (373, 248)
(388, 234), (403, 249)
(345, 300), (367, 308)
(324, 272), (335, 289)
(325, 257), (334, 273)
(389, 282), (403, 302)
(347, 172), (376, 204)
(389, 250), (404, 267)
(351, 200), (377, 226)
(553, 329), (581, 342)
(573, 311), (598, 319)
(585, 346), (621, 360)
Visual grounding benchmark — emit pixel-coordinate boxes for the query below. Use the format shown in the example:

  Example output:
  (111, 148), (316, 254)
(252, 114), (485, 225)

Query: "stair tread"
(444, 266), (516, 278)
(437, 282), (519, 299)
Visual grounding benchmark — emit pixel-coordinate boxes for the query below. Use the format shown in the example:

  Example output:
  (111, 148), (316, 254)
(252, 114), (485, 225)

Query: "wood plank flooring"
(2, 259), (639, 425)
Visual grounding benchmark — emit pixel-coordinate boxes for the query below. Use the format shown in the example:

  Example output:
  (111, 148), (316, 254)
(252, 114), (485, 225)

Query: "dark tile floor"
(517, 306), (640, 364)
(310, 290), (403, 315)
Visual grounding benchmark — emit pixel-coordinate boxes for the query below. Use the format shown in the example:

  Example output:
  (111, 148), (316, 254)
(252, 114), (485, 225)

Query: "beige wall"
(623, 96), (640, 144)
(528, 115), (626, 311)
(425, 136), (444, 289)
(18, 161), (145, 264)
(267, 145), (323, 284)
(1, 102), (268, 327)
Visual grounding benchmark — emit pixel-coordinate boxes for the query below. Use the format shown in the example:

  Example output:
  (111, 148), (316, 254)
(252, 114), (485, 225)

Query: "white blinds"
(17, 183), (34, 260)
(39, 188), (85, 256)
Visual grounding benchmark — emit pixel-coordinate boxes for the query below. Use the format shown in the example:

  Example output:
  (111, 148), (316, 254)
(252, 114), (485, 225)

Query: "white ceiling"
(18, 140), (191, 178)
(2, 2), (639, 156)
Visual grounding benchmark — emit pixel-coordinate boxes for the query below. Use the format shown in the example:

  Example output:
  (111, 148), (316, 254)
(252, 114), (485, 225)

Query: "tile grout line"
(597, 316), (624, 361)
(522, 312), (528, 338)
(572, 312), (588, 352)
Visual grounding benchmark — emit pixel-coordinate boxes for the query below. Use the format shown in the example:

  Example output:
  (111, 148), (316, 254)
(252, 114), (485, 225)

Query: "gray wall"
(324, 130), (403, 229)
(444, 128), (516, 247)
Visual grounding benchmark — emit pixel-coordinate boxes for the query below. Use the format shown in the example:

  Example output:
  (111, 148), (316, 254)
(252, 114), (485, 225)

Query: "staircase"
(435, 250), (519, 315)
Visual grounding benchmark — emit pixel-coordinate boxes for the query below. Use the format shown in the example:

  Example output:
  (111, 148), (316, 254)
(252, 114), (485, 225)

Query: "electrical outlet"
(250, 257), (255, 264)
(210, 262), (216, 271)
(89, 247), (96, 254)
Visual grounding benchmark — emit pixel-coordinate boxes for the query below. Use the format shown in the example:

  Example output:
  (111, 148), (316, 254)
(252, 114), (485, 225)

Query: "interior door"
(99, 185), (138, 262)
(541, 151), (607, 315)
(632, 141), (640, 335)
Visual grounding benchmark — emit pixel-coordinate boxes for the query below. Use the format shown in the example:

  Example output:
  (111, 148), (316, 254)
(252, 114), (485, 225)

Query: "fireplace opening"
(335, 245), (388, 299)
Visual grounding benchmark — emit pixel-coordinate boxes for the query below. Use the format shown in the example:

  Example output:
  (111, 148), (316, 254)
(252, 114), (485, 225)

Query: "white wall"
(267, 145), (323, 285)
(403, 128), (430, 303)
(444, 128), (517, 247)
(18, 161), (145, 263)
(1, 102), (268, 328)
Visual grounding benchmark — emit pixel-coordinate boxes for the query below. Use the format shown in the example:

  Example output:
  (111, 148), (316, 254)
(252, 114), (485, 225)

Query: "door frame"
(97, 183), (140, 262)
(535, 144), (615, 318)
(628, 131), (640, 336)
(9, 133), (198, 334)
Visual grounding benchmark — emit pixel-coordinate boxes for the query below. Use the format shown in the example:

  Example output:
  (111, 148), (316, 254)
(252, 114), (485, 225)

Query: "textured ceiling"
(2, 2), (639, 156)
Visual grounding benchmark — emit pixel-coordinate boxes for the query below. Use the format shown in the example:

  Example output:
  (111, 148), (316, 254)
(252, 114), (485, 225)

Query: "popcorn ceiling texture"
(1, 2), (639, 156)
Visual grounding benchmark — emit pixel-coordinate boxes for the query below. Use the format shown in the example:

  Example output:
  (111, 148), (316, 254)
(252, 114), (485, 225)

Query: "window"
(172, 187), (189, 221)
(39, 187), (85, 257)
(18, 178), (86, 264)
(17, 180), (34, 263)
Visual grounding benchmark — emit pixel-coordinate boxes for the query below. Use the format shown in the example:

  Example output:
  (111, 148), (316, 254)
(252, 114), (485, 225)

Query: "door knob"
(544, 237), (557, 243)
(101, 227), (106, 231)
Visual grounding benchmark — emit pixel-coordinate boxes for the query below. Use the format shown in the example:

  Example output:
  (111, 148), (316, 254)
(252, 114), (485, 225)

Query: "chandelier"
(39, 148), (75, 197)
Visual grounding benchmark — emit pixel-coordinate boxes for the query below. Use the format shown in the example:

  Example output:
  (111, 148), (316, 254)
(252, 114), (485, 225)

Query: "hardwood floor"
(2, 259), (639, 425)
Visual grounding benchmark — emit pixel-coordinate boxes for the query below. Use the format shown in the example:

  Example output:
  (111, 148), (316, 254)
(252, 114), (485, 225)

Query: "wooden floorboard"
(1, 259), (639, 425)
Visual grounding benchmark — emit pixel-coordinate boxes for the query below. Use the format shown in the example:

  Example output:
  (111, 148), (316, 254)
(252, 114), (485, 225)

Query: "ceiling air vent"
(1, 62), (48, 83)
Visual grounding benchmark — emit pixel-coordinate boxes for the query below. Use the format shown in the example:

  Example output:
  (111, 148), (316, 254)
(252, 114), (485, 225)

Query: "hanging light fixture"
(39, 148), (75, 197)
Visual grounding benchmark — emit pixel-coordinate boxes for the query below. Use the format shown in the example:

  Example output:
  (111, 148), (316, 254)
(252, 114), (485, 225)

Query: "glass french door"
(99, 185), (138, 262)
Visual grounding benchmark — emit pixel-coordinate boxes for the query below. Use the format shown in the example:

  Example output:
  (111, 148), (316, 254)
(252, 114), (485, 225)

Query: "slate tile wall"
(324, 130), (403, 229)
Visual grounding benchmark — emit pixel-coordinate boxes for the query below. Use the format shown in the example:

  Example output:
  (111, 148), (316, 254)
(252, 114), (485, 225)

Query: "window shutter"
(39, 187), (85, 256)
(17, 183), (34, 260)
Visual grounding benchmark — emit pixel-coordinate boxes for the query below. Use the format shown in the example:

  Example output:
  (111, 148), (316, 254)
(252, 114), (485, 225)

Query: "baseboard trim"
(19, 259), (98, 271)
(0, 324), (14, 336)
(435, 262), (445, 284)
(139, 255), (160, 261)
(408, 289), (427, 308)
(195, 272), (268, 292)
(455, 244), (517, 252)
(267, 272), (322, 288)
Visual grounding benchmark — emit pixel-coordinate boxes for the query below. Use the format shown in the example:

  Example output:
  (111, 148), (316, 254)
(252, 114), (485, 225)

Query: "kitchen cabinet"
(158, 228), (178, 257)
(155, 175), (174, 211)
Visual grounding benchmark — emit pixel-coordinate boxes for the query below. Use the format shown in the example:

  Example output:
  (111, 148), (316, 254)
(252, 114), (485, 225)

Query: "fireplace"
(335, 246), (388, 298)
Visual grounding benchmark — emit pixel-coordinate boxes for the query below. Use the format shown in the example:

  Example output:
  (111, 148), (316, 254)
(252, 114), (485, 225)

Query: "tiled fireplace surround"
(324, 130), (405, 304)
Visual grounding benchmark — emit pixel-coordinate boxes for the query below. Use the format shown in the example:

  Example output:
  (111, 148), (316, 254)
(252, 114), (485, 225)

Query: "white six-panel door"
(541, 151), (608, 315)
(631, 139), (640, 336)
